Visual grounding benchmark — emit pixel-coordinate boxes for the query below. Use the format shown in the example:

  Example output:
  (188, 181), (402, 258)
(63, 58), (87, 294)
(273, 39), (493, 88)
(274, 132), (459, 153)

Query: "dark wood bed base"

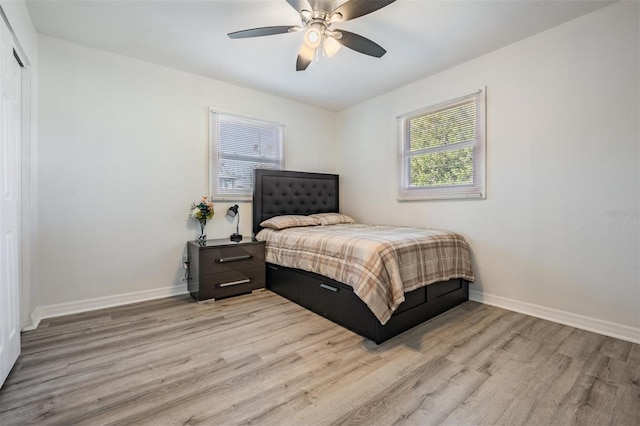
(253, 169), (469, 344)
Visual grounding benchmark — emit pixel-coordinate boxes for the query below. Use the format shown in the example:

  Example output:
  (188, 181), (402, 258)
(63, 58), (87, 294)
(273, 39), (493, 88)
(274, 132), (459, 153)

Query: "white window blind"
(398, 89), (486, 200)
(210, 111), (284, 200)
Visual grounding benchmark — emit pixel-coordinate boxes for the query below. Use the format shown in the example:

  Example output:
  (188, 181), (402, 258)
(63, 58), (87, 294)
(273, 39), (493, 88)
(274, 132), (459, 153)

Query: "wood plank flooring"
(1, 289), (638, 425)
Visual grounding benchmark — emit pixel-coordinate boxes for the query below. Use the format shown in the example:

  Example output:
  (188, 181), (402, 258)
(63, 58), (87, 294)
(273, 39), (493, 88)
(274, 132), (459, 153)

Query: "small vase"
(198, 220), (207, 243)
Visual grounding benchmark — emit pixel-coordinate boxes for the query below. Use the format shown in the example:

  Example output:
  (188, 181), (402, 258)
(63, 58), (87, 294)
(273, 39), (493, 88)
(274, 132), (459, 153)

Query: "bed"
(252, 169), (473, 344)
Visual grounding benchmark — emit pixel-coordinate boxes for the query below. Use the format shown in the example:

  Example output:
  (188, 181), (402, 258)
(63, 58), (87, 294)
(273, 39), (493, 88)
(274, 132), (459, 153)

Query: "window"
(398, 89), (486, 200)
(210, 110), (284, 200)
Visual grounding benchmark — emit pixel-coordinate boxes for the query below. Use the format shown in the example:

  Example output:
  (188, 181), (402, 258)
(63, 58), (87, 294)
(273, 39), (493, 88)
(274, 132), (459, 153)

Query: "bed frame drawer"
(298, 272), (377, 338)
(265, 263), (469, 344)
(395, 287), (427, 314)
(266, 264), (300, 303)
(267, 264), (377, 337)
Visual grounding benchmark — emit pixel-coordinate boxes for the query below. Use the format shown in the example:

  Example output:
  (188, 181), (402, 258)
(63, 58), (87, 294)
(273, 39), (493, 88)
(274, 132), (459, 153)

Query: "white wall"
(336, 2), (640, 333)
(0, 0), (36, 59)
(37, 35), (337, 308)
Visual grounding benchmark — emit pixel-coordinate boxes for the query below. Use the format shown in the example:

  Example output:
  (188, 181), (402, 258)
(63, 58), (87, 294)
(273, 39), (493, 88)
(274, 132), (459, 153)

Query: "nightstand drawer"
(199, 244), (264, 274)
(199, 266), (265, 300)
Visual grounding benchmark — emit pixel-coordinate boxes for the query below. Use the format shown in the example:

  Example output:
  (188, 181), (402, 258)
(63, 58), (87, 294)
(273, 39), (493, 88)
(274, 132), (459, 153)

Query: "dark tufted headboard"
(252, 169), (339, 236)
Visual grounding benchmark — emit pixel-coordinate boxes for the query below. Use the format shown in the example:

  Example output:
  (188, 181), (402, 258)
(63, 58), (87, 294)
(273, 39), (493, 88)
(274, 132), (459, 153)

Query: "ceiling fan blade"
(333, 30), (386, 58)
(228, 26), (299, 39)
(296, 43), (315, 71)
(286, 0), (313, 15)
(330, 0), (396, 22)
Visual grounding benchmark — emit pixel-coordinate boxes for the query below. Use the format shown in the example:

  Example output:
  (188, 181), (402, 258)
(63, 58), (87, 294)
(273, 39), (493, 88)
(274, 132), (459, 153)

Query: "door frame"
(0, 5), (37, 331)
(0, 8), (23, 386)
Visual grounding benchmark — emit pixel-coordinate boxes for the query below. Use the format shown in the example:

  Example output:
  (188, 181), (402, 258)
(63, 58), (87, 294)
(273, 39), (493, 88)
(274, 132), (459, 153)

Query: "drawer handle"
(218, 279), (252, 288)
(320, 283), (338, 292)
(218, 255), (252, 263)
(267, 265), (278, 271)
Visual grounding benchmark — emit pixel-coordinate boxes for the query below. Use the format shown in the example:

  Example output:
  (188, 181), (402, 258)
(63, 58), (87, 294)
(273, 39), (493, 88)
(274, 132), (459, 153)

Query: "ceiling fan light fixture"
(328, 12), (344, 23)
(228, 0), (397, 71)
(303, 25), (322, 48)
(323, 36), (341, 58)
(297, 43), (316, 71)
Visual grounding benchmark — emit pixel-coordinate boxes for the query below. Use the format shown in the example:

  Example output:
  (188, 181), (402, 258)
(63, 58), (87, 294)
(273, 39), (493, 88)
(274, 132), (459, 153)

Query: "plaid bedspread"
(256, 224), (475, 324)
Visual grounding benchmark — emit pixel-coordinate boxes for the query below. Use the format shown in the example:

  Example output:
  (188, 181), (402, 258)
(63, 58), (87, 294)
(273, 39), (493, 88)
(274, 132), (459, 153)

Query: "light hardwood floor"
(1, 289), (638, 425)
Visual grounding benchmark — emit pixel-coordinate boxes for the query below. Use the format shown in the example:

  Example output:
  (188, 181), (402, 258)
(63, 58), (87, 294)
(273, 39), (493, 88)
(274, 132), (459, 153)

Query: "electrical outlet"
(181, 255), (189, 269)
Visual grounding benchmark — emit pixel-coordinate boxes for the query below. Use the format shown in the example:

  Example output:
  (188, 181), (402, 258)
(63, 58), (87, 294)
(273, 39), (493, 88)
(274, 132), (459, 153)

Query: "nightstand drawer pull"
(218, 279), (252, 288)
(320, 283), (338, 292)
(218, 255), (253, 263)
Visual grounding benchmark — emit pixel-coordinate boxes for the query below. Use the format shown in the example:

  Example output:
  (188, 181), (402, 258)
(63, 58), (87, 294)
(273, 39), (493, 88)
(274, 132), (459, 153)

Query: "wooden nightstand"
(187, 238), (265, 301)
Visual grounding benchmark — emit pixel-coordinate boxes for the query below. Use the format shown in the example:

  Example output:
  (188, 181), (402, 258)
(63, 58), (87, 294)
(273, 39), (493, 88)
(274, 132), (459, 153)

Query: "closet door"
(0, 17), (22, 388)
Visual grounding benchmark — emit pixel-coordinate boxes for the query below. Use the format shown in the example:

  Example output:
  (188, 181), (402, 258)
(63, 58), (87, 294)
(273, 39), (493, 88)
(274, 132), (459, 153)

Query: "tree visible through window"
(398, 90), (485, 200)
(210, 111), (284, 200)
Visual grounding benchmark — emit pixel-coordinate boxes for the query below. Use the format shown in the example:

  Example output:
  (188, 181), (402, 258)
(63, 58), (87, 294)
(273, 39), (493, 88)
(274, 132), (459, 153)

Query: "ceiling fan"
(228, 0), (397, 71)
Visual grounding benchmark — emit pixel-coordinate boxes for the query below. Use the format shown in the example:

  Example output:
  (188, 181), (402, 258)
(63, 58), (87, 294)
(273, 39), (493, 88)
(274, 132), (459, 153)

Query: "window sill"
(397, 193), (485, 201)
(210, 195), (252, 202)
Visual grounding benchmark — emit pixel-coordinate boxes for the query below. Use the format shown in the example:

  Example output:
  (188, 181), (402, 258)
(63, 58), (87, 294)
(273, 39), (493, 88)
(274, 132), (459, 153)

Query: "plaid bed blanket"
(256, 224), (475, 324)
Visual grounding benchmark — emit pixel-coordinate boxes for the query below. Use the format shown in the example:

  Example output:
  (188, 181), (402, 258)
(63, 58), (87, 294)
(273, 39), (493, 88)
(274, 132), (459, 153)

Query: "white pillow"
(309, 213), (356, 226)
(260, 215), (320, 230)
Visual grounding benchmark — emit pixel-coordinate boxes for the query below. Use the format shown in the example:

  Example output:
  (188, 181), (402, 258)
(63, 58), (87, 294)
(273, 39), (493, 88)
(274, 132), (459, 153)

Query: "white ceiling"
(25, 0), (615, 111)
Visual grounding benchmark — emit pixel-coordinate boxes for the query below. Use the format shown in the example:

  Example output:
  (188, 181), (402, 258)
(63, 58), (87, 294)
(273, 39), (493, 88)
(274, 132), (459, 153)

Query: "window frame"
(209, 109), (285, 201)
(397, 89), (486, 201)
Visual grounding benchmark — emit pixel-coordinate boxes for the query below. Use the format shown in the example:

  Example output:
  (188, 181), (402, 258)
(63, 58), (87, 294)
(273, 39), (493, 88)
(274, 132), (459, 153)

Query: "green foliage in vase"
(190, 196), (215, 224)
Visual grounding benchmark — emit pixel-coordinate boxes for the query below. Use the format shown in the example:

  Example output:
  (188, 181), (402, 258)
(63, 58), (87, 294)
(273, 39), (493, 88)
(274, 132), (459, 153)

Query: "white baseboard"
(469, 289), (640, 344)
(22, 285), (639, 344)
(23, 283), (189, 331)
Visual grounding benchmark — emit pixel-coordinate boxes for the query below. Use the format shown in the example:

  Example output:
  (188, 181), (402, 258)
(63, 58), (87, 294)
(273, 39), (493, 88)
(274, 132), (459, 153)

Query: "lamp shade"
(324, 36), (341, 58)
(227, 204), (239, 217)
